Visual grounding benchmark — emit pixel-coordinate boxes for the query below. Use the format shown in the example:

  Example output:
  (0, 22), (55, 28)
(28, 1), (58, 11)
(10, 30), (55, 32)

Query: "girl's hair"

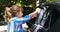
(10, 5), (24, 17)
(4, 7), (11, 22)
(4, 5), (24, 22)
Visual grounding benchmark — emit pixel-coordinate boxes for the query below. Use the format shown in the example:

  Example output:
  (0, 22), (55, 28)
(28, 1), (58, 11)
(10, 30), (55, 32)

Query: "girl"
(7, 5), (41, 32)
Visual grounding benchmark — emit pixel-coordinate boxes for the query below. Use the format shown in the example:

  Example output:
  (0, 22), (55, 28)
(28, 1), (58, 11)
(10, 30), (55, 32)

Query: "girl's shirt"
(7, 15), (30, 32)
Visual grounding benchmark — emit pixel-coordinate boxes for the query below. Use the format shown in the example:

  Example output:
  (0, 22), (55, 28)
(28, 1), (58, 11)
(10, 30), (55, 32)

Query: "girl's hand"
(35, 7), (41, 14)
(29, 7), (41, 19)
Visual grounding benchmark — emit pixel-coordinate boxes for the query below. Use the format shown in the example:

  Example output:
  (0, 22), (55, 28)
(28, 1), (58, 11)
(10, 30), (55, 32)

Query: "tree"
(2, 0), (36, 22)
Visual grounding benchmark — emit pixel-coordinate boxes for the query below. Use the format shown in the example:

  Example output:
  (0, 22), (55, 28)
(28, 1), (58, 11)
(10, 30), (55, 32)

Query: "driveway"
(0, 25), (7, 32)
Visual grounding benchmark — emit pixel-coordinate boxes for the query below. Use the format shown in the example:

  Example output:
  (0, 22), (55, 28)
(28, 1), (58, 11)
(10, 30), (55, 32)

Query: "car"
(28, 2), (60, 32)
